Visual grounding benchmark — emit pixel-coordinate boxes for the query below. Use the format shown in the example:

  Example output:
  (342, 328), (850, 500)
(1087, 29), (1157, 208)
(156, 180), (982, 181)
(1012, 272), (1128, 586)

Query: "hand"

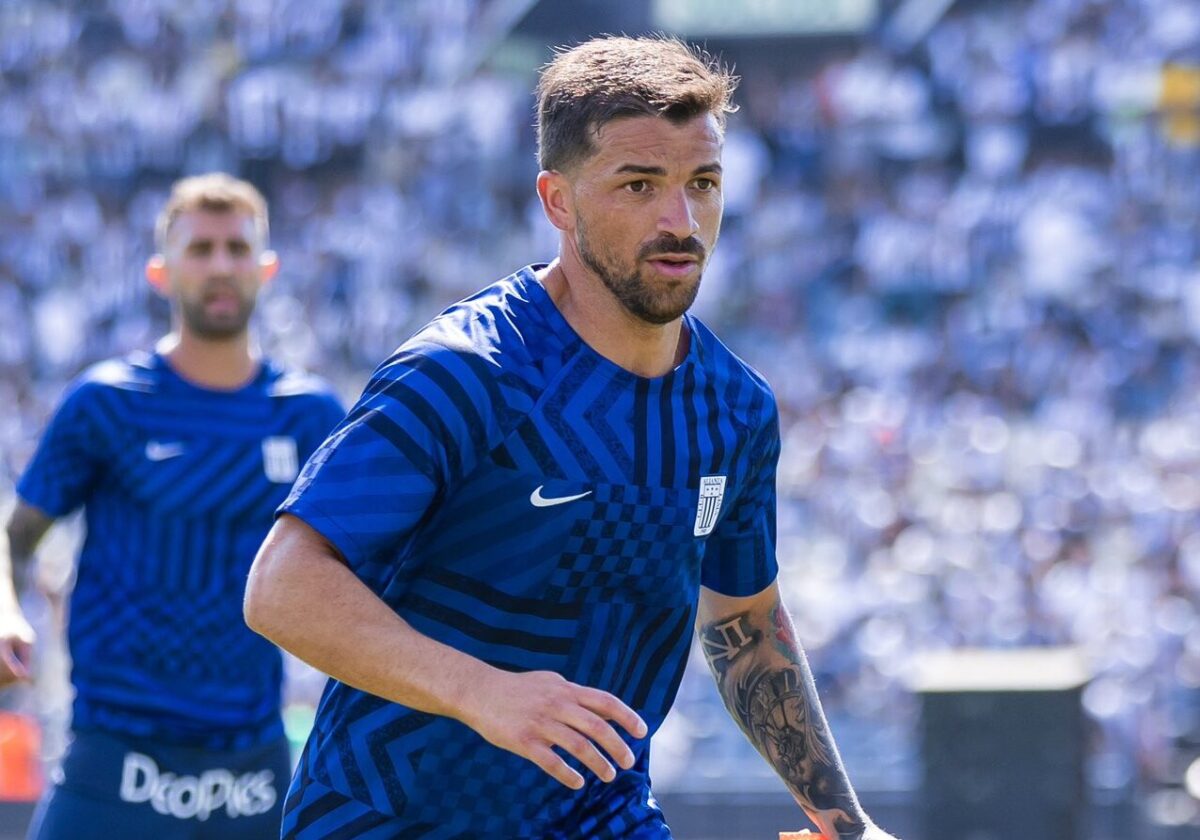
(459, 669), (648, 790)
(0, 610), (34, 687)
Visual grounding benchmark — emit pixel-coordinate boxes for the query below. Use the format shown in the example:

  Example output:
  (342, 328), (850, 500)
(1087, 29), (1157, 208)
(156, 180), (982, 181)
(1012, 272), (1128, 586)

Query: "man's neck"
(540, 259), (687, 380)
(158, 330), (260, 391)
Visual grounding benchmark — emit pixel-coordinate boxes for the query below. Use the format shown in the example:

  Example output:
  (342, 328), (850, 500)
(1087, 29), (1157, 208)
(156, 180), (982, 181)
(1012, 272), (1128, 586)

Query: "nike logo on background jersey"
(530, 486), (592, 507)
(145, 441), (185, 461)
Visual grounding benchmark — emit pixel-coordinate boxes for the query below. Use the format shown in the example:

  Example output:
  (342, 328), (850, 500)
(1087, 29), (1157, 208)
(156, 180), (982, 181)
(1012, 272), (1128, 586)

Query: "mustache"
(201, 278), (243, 295)
(638, 235), (706, 261)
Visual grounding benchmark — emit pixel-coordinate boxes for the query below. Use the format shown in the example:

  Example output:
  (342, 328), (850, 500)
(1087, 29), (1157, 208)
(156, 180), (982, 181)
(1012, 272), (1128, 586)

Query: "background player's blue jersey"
(18, 352), (345, 750)
(280, 265), (780, 837)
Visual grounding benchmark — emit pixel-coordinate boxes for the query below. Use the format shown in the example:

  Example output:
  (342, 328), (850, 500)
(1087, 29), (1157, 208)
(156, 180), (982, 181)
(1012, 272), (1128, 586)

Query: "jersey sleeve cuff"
(14, 486), (71, 520)
(276, 499), (366, 570)
(701, 568), (779, 598)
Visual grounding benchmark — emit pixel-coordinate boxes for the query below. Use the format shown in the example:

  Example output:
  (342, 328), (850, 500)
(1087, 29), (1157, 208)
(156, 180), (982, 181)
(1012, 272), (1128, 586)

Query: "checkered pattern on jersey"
(538, 754), (672, 839)
(547, 483), (697, 605)
(558, 786), (673, 840)
(287, 736), (672, 839)
(405, 731), (556, 835)
(18, 353), (344, 747)
(281, 267), (781, 835)
(77, 579), (264, 684)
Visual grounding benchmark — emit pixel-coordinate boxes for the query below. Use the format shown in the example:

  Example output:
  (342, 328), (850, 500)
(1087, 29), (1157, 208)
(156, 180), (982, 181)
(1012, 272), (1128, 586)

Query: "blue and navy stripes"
(18, 352), (344, 749)
(280, 264), (780, 835)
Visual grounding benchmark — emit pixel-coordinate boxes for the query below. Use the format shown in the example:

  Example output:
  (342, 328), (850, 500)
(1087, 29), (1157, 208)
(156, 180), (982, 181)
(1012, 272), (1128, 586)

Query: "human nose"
(209, 245), (235, 275)
(658, 187), (698, 240)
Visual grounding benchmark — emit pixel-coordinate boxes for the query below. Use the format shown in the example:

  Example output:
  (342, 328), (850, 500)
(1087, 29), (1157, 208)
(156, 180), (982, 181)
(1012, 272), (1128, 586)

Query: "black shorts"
(27, 729), (290, 840)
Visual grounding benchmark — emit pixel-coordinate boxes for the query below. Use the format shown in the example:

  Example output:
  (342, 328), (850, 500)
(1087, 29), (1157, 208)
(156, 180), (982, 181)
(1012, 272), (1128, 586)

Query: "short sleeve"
(279, 343), (496, 586)
(700, 402), (781, 597)
(17, 381), (106, 518)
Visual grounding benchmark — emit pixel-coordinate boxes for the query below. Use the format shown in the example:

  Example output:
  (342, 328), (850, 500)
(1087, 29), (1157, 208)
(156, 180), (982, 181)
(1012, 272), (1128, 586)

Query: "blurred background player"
(0, 173), (344, 840)
(245, 36), (897, 839)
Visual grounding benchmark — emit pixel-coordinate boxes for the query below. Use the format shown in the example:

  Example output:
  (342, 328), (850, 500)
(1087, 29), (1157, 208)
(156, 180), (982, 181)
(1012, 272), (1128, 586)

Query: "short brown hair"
(536, 35), (738, 172)
(155, 173), (269, 252)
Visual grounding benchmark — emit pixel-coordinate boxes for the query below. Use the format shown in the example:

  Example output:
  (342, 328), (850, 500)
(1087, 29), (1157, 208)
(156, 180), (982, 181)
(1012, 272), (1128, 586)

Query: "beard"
(576, 217), (706, 326)
(177, 285), (257, 339)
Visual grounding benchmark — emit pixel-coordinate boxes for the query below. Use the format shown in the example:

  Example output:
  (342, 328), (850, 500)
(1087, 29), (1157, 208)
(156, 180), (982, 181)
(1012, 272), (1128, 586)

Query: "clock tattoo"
(736, 665), (858, 828)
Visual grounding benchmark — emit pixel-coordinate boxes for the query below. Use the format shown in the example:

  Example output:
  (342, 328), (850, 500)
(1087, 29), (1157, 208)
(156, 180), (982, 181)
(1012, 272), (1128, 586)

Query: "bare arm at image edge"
(698, 581), (900, 840)
(0, 502), (54, 686)
(245, 514), (648, 790)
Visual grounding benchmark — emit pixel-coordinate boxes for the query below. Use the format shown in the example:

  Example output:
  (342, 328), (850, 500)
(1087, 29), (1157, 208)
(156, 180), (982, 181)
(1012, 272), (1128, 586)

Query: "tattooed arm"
(698, 581), (898, 840)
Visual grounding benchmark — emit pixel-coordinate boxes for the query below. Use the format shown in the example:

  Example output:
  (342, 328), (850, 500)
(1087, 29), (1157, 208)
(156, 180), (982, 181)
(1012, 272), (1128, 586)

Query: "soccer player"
(246, 37), (899, 839)
(0, 173), (345, 840)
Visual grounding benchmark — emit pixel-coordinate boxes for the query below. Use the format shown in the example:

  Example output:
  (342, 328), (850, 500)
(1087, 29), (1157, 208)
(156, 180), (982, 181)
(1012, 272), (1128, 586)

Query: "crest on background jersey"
(262, 436), (299, 483)
(694, 475), (727, 536)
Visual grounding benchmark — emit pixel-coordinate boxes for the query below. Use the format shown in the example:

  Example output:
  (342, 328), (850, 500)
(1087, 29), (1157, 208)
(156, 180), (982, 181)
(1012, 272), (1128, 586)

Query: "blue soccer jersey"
(17, 352), (345, 749)
(280, 265), (780, 837)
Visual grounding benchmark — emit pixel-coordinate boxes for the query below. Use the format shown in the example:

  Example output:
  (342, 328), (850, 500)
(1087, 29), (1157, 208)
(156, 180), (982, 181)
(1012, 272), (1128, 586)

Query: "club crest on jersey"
(262, 437), (299, 483)
(694, 475), (727, 536)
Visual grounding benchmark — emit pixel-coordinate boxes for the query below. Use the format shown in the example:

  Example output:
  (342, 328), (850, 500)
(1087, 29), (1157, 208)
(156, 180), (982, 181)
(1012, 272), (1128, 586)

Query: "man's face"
(161, 210), (267, 339)
(567, 113), (723, 325)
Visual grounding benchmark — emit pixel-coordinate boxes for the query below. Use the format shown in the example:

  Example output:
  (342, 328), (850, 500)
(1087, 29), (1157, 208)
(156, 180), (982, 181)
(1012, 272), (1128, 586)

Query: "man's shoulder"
(70, 351), (159, 398)
(690, 317), (775, 402)
(359, 270), (549, 432)
(264, 363), (341, 404)
(391, 269), (547, 380)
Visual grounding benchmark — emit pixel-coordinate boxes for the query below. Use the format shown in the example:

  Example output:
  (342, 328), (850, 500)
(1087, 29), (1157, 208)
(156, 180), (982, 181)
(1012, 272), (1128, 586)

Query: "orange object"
(0, 712), (41, 801)
(778, 832), (824, 839)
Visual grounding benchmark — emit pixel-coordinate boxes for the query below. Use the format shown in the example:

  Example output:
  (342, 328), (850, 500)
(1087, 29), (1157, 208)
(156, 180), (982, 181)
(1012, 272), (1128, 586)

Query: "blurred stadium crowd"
(3, 0), (1200, 827)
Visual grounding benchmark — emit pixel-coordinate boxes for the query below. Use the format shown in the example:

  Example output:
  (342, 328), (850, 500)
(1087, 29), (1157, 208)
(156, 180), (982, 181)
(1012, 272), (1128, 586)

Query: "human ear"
(259, 250), (279, 283)
(536, 170), (575, 232)
(145, 255), (169, 296)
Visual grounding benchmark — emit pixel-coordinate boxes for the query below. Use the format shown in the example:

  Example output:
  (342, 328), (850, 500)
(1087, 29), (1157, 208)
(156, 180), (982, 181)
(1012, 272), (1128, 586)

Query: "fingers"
(479, 673), (651, 790)
(575, 686), (648, 741)
(538, 685), (647, 786)
(13, 640), (31, 671)
(526, 717), (630, 790)
(0, 641), (30, 685)
(547, 721), (617, 783)
(557, 704), (636, 772)
(526, 743), (585, 790)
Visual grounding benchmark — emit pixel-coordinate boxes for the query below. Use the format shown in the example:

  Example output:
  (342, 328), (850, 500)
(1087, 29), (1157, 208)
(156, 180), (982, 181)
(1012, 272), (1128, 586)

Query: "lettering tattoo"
(699, 612), (761, 679)
(701, 607), (866, 838)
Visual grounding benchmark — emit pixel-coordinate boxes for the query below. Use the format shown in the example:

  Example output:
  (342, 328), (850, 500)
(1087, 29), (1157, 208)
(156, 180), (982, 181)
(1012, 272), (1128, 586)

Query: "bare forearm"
(247, 515), (650, 791)
(0, 503), (48, 683)
(245, 517), (491, 722)
(2, 503), (53, 603)
(699, 598), (869, 839)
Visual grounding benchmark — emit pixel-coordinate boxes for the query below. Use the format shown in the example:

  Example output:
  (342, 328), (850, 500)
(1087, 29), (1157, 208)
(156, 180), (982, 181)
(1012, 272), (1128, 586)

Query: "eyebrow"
(614, 162), (723, 177)
(185, 236), (251, 248)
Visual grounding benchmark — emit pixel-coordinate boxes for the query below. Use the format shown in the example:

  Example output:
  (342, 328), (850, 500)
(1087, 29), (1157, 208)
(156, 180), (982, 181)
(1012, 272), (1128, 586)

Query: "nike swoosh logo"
(530, 486), (592, 508)
(145, 441), (185, 461)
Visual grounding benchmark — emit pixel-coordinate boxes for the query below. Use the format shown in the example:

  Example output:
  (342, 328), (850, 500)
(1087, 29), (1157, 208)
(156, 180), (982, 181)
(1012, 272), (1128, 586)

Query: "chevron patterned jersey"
(280, 265), (781, 838)
(18, 352), (345, 749)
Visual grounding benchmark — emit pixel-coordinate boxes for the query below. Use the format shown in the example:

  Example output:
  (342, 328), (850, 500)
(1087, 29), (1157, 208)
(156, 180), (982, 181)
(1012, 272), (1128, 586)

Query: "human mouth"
(204, 288), (242, 316)
(645, 255), (699, 277)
